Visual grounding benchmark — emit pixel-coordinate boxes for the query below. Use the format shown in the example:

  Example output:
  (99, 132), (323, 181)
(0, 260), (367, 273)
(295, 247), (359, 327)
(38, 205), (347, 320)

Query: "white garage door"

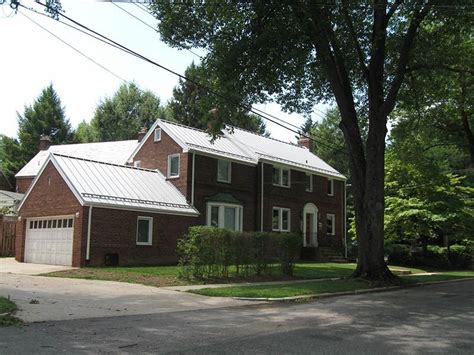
(25, 216), (74, 266)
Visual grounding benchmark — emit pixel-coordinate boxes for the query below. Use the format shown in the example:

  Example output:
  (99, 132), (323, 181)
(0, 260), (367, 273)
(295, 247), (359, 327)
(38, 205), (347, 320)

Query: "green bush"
(448, 245), (473, 269)
(386, 244), (411, 265)
(177, 226), (301, 279)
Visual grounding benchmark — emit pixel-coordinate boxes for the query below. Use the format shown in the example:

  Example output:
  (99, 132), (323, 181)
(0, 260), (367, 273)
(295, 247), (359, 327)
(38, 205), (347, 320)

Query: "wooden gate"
(0, 215), (16, 257)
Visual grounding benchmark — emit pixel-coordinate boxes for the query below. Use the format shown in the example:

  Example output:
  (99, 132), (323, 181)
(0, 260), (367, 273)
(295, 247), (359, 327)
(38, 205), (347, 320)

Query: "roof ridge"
(229, 125), (304, 149)
(51, 153), (159, 173)
(159, 118), (211, 135)
(49, 139), (138, 148)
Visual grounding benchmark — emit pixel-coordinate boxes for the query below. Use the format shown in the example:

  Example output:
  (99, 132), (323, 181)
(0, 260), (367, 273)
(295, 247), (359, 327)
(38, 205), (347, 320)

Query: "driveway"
(1, 280), (472, 354)
(0, 257), (74, 275)
(0, 260), (260, 323)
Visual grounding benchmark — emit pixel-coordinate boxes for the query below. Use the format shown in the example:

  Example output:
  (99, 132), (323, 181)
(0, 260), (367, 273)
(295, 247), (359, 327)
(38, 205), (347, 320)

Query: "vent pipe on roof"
(39, 134), (52, 151)
(137, 127), (148, 142)
(297, 135), (312, 151)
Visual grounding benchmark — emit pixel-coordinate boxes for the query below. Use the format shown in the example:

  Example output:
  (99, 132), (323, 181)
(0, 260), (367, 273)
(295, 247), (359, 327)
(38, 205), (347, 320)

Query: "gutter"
(260, 162), (264, 232)
(86, 206), (93, 261)
(191, 152), (195, 206)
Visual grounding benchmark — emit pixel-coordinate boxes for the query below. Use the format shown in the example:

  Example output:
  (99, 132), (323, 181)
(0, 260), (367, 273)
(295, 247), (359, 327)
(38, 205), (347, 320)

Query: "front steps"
(301, 246), (348, 263)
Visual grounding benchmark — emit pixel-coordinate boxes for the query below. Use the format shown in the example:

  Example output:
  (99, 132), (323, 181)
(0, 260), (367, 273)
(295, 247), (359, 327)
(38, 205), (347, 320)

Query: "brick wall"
(16, 177), (34, 193)
(133, 129), (190, 198)
(15, 161), (87, 266)
(88, 207), (197, 266)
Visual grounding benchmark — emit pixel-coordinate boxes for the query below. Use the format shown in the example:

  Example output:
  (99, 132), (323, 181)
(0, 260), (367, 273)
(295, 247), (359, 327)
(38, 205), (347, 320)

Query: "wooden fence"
(0, 215), (16, 257)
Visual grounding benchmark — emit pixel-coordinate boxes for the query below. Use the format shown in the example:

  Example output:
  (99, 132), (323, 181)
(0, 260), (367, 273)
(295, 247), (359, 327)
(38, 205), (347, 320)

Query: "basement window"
(136, 216), (153, 245)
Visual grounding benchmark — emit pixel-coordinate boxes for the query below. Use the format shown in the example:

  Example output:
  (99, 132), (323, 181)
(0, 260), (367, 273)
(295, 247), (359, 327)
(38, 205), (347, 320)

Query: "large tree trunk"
(459, 75), (474, 166)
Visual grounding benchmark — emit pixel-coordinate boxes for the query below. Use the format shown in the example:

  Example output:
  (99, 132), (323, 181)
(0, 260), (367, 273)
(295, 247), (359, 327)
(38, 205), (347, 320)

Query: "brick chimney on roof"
(137, 127), (148, 142)
(39, 134), (52, 151)
(297, 135), (312, 151)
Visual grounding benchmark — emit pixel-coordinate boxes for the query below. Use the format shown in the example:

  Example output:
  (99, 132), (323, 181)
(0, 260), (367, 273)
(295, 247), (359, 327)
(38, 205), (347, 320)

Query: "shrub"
(386, 244), (411, 265)
(448, 244), (473, 269)
(177, 226), (301, 279)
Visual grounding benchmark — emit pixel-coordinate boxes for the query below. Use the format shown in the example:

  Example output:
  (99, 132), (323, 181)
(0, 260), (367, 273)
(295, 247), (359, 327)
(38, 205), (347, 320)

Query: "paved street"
(1, 280), (473, 354)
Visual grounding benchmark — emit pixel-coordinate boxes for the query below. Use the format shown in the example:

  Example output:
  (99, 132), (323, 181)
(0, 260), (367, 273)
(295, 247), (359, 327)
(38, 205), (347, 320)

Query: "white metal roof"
(131, 119), (345, 179)
(16, 140), (139, 178)
(20, 154), (198, 216)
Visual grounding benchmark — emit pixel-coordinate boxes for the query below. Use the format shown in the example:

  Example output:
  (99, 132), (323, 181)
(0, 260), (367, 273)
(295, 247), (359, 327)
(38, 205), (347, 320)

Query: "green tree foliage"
(0, 136), (24, 188)
(90, 83), (165, 141)
(74, 120), (99, 143)
(168, 62), (267, 134)
(150, 1), (467, 280)
(17, 84), (73, 161)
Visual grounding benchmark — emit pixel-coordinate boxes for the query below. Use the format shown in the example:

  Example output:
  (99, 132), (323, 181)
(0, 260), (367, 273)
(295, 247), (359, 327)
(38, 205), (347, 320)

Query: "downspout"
(344, 183), (347, 259)
(191, 153), (195, 206)
(260, 162), (264, 232)
(86, 206), (93, 261)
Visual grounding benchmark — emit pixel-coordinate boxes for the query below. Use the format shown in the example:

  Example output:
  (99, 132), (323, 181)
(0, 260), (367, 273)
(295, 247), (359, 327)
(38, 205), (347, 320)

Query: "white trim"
(327, 213), (336, 236)
(260, 162), (264, 232)
(136, 216), (153, 245)
(272, 165), (291, 188)
(328, 178), (334, 196)
(217, 159), (232, 183)
(86, 206), (93, 260)
(191, 152), (195, 206)
(133, 160), (142, 168)
(84, 202), (199, 217)
(305, 173), (313, 192)
(167, 153), (180, 178)
(154, 128), (162, 142)
(272, 207), (291, 232)
(206, 202), (243, 232)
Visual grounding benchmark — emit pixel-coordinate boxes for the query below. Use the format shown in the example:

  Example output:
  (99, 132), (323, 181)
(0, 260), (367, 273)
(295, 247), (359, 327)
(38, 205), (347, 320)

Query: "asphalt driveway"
(0, 260), (259, 322)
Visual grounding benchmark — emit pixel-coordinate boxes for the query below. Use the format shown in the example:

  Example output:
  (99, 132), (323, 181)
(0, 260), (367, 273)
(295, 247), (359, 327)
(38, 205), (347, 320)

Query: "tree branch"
(341, 0), (369, 81)
(385, 0), (404, 24)
(381, 2), (431, 117)
(406, 64), (474, 75)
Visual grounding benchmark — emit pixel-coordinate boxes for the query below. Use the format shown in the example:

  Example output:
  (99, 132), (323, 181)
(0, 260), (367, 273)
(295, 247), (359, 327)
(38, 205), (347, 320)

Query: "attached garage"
(24, 216), (74, 266)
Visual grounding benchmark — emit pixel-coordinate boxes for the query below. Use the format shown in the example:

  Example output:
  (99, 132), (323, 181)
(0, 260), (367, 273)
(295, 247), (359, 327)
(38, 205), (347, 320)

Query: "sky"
(0, 0), (328, 142)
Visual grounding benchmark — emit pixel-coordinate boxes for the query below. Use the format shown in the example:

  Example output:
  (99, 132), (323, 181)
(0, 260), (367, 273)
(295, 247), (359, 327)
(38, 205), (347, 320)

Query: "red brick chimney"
(137, 127), (148, 142)
(39, 134), (52, 151)
(297, 135), (312, 150)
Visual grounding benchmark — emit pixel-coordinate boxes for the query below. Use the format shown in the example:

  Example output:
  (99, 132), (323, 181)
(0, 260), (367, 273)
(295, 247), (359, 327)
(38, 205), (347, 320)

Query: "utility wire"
(19, 10), (128, 83)
(31, 1), (348, 154)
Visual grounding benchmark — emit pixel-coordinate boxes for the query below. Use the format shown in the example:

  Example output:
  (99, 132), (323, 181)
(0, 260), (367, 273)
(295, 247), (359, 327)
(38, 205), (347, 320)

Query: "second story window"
(272, 166), (290, 188)
(217, 160), (231, 183)
(167, 154), (180, 178)
(154, 128), (162, 142)
(327, 178), (334, 196)
(306, 173), (313, 192)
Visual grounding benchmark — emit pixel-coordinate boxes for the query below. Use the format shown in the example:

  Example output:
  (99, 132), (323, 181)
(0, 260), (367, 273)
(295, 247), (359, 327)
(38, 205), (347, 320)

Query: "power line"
(18, 9), (128, 83)
(30, 1), (348, 155)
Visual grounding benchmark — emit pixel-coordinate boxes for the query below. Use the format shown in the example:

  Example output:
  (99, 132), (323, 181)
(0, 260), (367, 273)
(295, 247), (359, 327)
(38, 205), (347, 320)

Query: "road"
(1, 280), (473, 354)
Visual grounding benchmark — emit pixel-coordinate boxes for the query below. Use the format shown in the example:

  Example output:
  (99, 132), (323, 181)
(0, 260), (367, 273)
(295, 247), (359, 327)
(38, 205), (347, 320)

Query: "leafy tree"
(91, 83), (165, 141)
(150, 1), (469, 280)
(74, 120), (99, 143)
(17, 84), (73, 161)
(168, 62), (267, 134)
(0, 136), (25, 188)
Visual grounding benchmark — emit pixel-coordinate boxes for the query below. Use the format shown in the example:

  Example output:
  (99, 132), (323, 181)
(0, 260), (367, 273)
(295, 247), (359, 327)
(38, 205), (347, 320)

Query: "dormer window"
(154, 128), (162, 142)
(272, 166), (290, 188)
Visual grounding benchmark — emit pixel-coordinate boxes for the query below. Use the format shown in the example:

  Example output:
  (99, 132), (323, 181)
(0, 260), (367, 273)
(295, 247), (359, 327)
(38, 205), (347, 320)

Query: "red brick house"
(15, 119), (346, 266)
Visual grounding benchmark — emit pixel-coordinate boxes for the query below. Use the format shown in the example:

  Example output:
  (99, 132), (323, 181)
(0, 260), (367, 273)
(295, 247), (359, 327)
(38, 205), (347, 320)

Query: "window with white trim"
(206, 203), (243, 231)
(136, 216), (153, 245)
(327, 214), (335, 235)
(217, 159), (231, 183)
(133, 160), (142, 168)
(327, 178), (334, 196)
(272, 166), (290, 187)
(154, 128), (161, 142)
(167, 154), (180, 178)
(306, 173), (313, 192)
(272, 207), (291, 232)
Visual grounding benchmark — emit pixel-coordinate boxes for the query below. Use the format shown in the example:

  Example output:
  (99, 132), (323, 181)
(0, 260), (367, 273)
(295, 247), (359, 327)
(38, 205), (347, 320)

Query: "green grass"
(0, 297), (21, 326)
(190, 270), (474, 298)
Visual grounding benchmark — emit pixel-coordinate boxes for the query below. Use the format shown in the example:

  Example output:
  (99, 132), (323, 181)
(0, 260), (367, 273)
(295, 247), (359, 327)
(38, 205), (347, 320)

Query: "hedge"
(177, 226), (302, 279)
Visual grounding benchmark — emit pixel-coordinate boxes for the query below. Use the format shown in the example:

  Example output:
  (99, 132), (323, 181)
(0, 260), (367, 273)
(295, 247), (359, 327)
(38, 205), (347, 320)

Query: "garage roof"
(16, 140), (139, 178)
(20, 154), (199, 216)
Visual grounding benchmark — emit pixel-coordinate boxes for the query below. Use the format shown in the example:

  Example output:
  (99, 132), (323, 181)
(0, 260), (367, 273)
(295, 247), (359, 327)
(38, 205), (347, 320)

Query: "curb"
(234, 277), (474, 302)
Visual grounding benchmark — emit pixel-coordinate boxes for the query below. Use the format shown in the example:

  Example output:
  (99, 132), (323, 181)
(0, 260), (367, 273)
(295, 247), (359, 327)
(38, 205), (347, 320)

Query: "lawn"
(0, 297), (21, 326)
(44, 262), (425, 287)
(191, 270), (474, 298)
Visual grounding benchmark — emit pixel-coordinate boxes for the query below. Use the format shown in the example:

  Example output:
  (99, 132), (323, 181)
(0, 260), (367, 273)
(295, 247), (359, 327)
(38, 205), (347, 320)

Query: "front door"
(305, 213), (313, 246)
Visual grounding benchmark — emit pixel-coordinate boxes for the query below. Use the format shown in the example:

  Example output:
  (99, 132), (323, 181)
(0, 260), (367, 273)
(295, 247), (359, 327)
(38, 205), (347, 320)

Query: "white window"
(327, 178), (334, 196)
(217, 160), (232, 183)
(206, 203), (243, 232)
(167, 154), (180, 178)
(272, 207), (291, 232)
(272, 166), (290, 187)
(306, 173), (313, 192)
(154, 128), (161, 142)
(133, 160), (142, 168)
(327, 214), (335, 235)
(136, 216), (153, 245)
